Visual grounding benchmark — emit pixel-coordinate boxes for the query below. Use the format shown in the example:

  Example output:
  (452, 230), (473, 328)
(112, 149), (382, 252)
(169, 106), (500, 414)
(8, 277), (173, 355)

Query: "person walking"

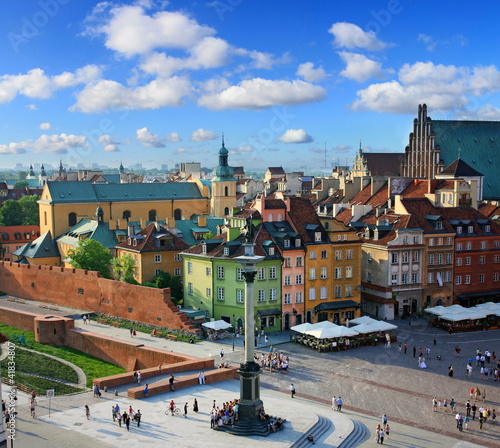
(169, 374), (175, 391)
(337, 396), (343, 411)
(404, 343), (407, 354)
(117, 411), (122, 427)
(125, 414), (131, 431)
(193, 398), (199, 413)
(144, 384), (149, 398)
(210, 408), (216, 429)
(137, 371), (141, 385)
(130, 327), (133, 338)
(375, 424), (381, 443)
(184, 402), (188, 418)
(385, 423), (390, 439)
(448, 365), (454, 377)
(290, 383), (295, 398)
(136, 409), (141, 427)
(332, 396), (337, 411)
(85, 404), (90, 420)
(220, 348), (224, 361)
(432, 397), (437, 412)
(112, 405), (116, 422)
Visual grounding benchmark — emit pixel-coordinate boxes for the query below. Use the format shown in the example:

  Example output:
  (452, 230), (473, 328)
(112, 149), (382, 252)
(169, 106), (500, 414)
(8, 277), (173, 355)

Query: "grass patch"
(90, 315), (201, 342)
(0, 323), (125, 388)
(7, 372), (82, 396)
(1, 349), (78, 383)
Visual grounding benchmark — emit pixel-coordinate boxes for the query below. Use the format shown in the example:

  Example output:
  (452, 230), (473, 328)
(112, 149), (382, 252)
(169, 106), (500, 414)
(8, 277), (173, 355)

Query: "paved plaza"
(1, 297), (499, 447)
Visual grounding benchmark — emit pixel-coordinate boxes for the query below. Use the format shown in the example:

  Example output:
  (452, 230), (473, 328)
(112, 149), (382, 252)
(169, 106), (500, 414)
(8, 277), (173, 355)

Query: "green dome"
(212, 136), (234, 181)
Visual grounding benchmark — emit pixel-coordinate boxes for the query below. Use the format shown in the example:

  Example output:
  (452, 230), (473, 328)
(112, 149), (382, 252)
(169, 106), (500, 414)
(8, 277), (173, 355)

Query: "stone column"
(243, 270), (257, 366)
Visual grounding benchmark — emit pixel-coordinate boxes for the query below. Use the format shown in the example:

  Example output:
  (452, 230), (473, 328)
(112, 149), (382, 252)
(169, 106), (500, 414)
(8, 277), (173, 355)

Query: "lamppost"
(235, 240), (265, 421)
(232, 313), (235, 351)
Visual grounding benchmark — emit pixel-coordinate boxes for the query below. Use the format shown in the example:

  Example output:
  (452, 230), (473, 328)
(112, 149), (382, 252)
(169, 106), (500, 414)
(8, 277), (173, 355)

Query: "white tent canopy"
(306, 325), (359, 339)
(349, 323), (380, 334)
(290, 322), (316, 334)
(365, 321), (398, 332)
(202, 320), (233, 330)
(350, 316), (379, 325)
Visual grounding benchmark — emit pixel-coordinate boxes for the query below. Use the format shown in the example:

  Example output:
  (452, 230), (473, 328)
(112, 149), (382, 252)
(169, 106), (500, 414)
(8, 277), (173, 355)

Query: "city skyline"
(1, 1), (500, 170)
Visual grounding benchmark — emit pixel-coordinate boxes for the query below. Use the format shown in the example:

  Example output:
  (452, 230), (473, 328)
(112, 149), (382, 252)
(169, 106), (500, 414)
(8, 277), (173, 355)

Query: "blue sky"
(1, 0), (500, 171)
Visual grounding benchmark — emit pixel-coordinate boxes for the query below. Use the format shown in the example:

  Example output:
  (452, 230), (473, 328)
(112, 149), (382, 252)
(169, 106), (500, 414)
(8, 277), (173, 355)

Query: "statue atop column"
(244, 215), (254, 243)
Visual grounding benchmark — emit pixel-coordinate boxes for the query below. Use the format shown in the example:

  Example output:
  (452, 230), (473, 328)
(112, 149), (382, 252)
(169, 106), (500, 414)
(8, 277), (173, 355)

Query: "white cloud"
(94, 5), (215, 57)
(456, 104), (500, 120)
(296, 62), (328, 82)
(190, 128), (217, 142)
(338, 52), (393, 83)
(278, 129), (313, 144)
(104, 144), (119, 152)
(238, 50), (292, 70)
(351, 62), (500, 114)
(230, 145), (254, 155)
(52, 65), (102, 89)
(309, 147), (324, 153)
(97, 134), (117, 146)
(39, 122), (52, 130)
(417, 34), (437, 52)
(27, 104), (37, 110)
(198, 78), (326, 110)
(332, 144), (351, 153)
(71, 76), (191, 113)
(328, 22), (389, 51)
(0, 133), (88, 155)
(136, 127), (165, 148)
(166, 132), (181, 142)
(175, 147), (186, 154)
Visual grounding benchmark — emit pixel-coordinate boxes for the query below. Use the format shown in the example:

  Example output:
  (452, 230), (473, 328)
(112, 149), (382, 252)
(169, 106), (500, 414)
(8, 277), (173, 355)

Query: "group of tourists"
(374, 415), (390, 444)
(464, 348), (499, 380)
(257, 351), (289, 373)
(210, 399), (239, 428)
(111, 403), (141, 430)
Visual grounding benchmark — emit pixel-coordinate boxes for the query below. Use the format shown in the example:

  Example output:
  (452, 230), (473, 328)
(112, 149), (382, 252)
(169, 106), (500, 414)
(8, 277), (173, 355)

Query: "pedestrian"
(136, 409), (141, 427)
(380, 425), (384, 444)
(448, 365), (453, 377)
(375, 424), (381, 443)
(385, 423), (390, 439)
(137, 371), (141, 385)
(337, 396), (342, 411)
(112, 405), (116, 421)
(125, 414), (130, 431)
(479, 414), (483, 430)
(398, 343), (402, 353)
(332, 395), (337, 411)
(133, 371), (137, 383)
(130, 327), (133, 338)
(492, 409), (496, 425)
(404, 343), (407, 354)
(201, 371), (206, 384)
(144, 384), (149, 398)
(382, 414), (388, 426)
(210, 408), (216, 428)
(443, 398), (448, 412)
(193, 398), (198, 413)
(413, 346), (416, 358)
(455, 413), (460, 428)
(433, 335), (436, 345)
(450, 398), (455, 413)
(472, 403), (477, 420)
(290, 383), (295, 398)
(169, 374), (175, 391)
(220, 348), (224, 360)
(199, 372), (203, 385)
(184, 402), (188, 418)
(83, 315), (87, 325)
(458, 415), (463, 432)
(265, 334), (269, 344)
(432, 397), (437, 412)
(117, 411), (122, 427)
(465, 415), (469, 430)
(438, 399), (442, 411)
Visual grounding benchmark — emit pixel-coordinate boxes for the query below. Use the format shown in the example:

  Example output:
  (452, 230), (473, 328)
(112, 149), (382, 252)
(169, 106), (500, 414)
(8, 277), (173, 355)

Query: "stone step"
(290, 415), (333, 448)
(338, 419), (369, 448)
(214, 417), (274, 436)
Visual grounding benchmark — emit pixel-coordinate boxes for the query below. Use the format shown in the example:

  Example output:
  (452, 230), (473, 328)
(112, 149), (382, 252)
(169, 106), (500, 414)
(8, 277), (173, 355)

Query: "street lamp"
(232, 313), (235, 351)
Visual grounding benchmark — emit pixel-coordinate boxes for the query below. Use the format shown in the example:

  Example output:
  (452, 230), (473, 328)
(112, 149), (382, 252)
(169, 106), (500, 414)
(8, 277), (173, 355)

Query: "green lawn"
(1, 349), (78, 383)
(0, 323), (126, 388)
(8, 372), (82, 396)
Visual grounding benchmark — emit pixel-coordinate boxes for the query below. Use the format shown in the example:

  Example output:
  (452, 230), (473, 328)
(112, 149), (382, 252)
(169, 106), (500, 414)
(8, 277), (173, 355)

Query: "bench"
(49, 305), (59, 311)
(97, 318), (108, 324)
(165, 334), (178, 341)
(16, 299), (25, 304)
(39, 304), (48, 309)
(111, 322), (121, 327)
(151, 332), (163, 338)
(7, 297), (15, 302)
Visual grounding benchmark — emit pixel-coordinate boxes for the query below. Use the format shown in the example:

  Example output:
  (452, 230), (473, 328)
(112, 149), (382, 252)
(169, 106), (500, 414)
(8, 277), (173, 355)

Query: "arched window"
(306, 310), (313, 324)
(174, 209), (182, 220)
(122, 210), (131, 220)
(148, 209), (157, 221)
(283, 313), (290, 331)
(225, 186), (229, 196)
(224, 207), (229, 216)
(68, 212), (77, 227)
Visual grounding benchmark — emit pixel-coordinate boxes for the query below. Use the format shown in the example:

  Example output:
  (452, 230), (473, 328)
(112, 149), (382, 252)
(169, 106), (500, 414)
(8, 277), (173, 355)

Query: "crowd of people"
(210, 399), (239, 428)
(256, 351), (289, 373)
(464, 348), (499, 380)
(111, 403), (142, 430)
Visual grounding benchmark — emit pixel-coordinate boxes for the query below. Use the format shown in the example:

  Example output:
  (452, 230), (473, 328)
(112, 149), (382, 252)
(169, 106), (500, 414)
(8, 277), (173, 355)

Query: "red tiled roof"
(287, 197), (329, 244)
(350, 184), (372, 205)
(478, 202), (500, 218)
(116, 223), (189, 252)
(335, 208), (352, 225)
(400, 180), (440, 198)
(365, 184), (388, 207)
(0, 225), (40, 242)
(264, 199), (286, 209)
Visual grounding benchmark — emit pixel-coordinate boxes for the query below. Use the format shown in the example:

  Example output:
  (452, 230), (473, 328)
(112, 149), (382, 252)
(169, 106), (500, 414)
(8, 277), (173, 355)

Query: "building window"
(413, 236), (419, 244)
(438, 238), (443, 246)
(277, 214), (282, 222)
(315, 232), (321, 242)
(428, 273), (433, 284)
(391, 253), (398, 264)
(403, 236), (409, 244)
(392, 274), (397, 285)
(258, 267), (265, 280)
(445, 271), (451, 282)
(494, 273), (499, 282)
(345, 285), (352, 297)
(457, 243), (463, 251)
(437, 254), (443, 265)
(296, 256), (303, 267)
(218, 266), (224, 279)
(309, 288), (316, 300)
(148, 209), (156, 221)
(436, 222), (443, 230)
(402, 252), (409, 263)
(223, 247), (229, 256)
(155, 269), (161, 277)
(295, 274), (303, 285)
(284, 293), (291, 304)
(457, 226), (462, 234)
(258, 289), (265, 302)
(322, 286), (329, 299)
(345, 267), (353, 278)
(310, 250), (316, 260)
(468, 226), (474, 233)
(480, 241), (486, 250)
(295, 292), (303, 303)
(428, 254), (434, 266)
(346, 250), (353, 260)
(309, 268), (316, 280)
(485, 225), (491, 233)
(321, 250), (327, 259)
(68, 212), (77, 227)
(269, 266), (277, 279)
(206, 267), (211, 276)
(446, 253), (452, 264)
(479, 274), (485, 283)
(174, 253), (181, 262)
(465, 275), (470, 284)
(338, 235), (342, 241)
(218, 287), (224, 300)
(447, 237), (452, 245)
(155, 254), (161, 263)
(295, 239), (301, 247)
(495, 255), (499, 263)
(413, 251), (419, 262)
(237, 289), (243, 302)
(268, 214), (273, 222)
(237, 268), (243, 281)
(284, 239), (290, 248)
(429, 238), (434, 246)
(206, 288), (211, 298)
(466, 242), (471, 250)
(456, 258), (462, 266)
(284, 275), (291, 286)
(335, 250), (342, 260)
(188, 282), (193, 295)
(269, 247), (275, 256)
(334, 286), (341, 299)
(188, 262), (193, 274)
(285, 257), (292, 267)
(269, 288), (277, 301)
(335, 267), (342, 279)
(412, 272), (419, 284)
(401, 274), (408, 285)
(456, 276), (462, 285)
(480, 256), (485, 264)
(465, 257), (471, 266)
(495, 241), (499, 249)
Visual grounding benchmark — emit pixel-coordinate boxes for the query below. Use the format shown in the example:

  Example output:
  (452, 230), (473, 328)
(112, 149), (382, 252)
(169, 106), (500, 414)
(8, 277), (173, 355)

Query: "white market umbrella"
(365, 321), (398, 332)
(306, 325), (358, 339)
(202, 320), (233, 330)
(290, 323), (316, 334)
(465, 310), (488, 320)
(350, 315), (379, 325)
(425, 306), (446, 315)
(349, 323), (379, 334)
(310, 321), (339, 330)
(439, 312), (474, 322)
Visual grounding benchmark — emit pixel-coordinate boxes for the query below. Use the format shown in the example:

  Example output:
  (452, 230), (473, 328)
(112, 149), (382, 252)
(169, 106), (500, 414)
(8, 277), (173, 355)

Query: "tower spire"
(222, 132), (225, 147)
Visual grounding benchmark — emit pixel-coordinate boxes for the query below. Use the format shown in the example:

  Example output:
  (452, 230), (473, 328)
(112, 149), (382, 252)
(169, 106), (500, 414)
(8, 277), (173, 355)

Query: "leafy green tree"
(66, 239), (112, 278)
(17, 171), (28, 180)
(204, 231), (215, 240)
(111, 253), (137, 284)
(0, 200), (22, 226)
(18, 195), (40, 225)
(13, 180), (28, 189)
(154, 271), (183, 305)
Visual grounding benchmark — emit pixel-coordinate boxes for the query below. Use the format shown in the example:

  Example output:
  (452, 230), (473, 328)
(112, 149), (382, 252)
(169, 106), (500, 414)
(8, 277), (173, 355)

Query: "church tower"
(39, 163), (48, 186)
(211, 135), (236, 218)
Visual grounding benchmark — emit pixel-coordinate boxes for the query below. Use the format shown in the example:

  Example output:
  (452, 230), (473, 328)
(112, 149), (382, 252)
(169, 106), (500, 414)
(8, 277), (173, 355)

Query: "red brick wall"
(0, 306), (38, 332)
(0, 262), (198, 333)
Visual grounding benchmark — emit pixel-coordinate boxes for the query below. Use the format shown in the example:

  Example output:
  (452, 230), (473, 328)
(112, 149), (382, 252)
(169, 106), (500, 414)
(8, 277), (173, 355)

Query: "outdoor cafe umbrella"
(202, 320), (233, 331)
(439, 312), (484, 322)
(366, 321), (398, 332)
(290, 322), (316, 334)
(306, 325), (358, 339)
(348, 323), (379, 334)
(350, 315), (379, 325)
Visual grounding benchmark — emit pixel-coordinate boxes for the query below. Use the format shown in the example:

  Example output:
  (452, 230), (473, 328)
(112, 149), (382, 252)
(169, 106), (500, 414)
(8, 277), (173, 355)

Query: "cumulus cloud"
(166, 132), (181, 142)
(136, 127), (166, 148)
(104, 144), (119, 152)
(28, 104), (37, 110)
(417, 34), (437, 52)
(338, 52), (393, 82)
(175, 147), (186, 154)
(0, 66), (101, 105)
(296, 62), (328, 82)
(0, 133), (88, 155)
(71, 76), (191, 113)
(328, 22), (389, 51)
(39, 122), (52, 130)
(278, 129), (313, 144)
(190, 129), (216, 142)
(351, 62), (500, 114)
(97, 134), (117, 146)
(230, 145), (254, 155)
(332, 144), (352, 153)
(455, 104), (500, 120)
(198, 78), (326, 110)
(309, 147), (324, 153)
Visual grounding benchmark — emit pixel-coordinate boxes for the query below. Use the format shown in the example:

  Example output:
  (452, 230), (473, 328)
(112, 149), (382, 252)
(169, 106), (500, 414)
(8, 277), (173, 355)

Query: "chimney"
(118, 218), (128, 230)
(127, 224), (135, 237)
(140, 218), (146, 229)
(198, 216), (207, 227)
(166, 217), (175, 228)
(109, 220), (116, 230)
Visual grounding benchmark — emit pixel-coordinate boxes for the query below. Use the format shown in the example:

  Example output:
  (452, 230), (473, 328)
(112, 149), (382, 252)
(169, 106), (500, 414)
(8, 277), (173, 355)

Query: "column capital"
(243, 271), (257, 283)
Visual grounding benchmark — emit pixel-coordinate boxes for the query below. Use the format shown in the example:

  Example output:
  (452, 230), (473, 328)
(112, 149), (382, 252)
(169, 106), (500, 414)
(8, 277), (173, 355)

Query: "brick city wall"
(0, 306), (39, 332)
(0, 262), (198, 333)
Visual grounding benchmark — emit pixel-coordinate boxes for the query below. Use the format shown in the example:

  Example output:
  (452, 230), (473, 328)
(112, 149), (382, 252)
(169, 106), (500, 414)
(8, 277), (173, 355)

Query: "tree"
(17, 171), (27, 180)
(18, 195), (40, 225)
(13, 180), (28, 189)
(204, 231), (215, 240)
(154, 271), (183, 305)
(0, 200), (22, 226)
(66, 239), (112, 278)
(111, 253), (137, 284)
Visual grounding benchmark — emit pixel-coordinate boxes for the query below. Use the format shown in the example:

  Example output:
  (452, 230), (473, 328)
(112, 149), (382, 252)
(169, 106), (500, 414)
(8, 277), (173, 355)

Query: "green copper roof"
(12, 230), (59, 259)
(56, 219), (118, 249)
(174, 215), (224, 246)
(43, 181), (204, 204)
(432, 120), (500, 199)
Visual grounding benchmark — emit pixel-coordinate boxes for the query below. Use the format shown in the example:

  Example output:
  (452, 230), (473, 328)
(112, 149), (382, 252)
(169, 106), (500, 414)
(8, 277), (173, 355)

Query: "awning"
(257, 308), (281, 317)
(314, 300), (360, 312)
(457, 290), (500, 299)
